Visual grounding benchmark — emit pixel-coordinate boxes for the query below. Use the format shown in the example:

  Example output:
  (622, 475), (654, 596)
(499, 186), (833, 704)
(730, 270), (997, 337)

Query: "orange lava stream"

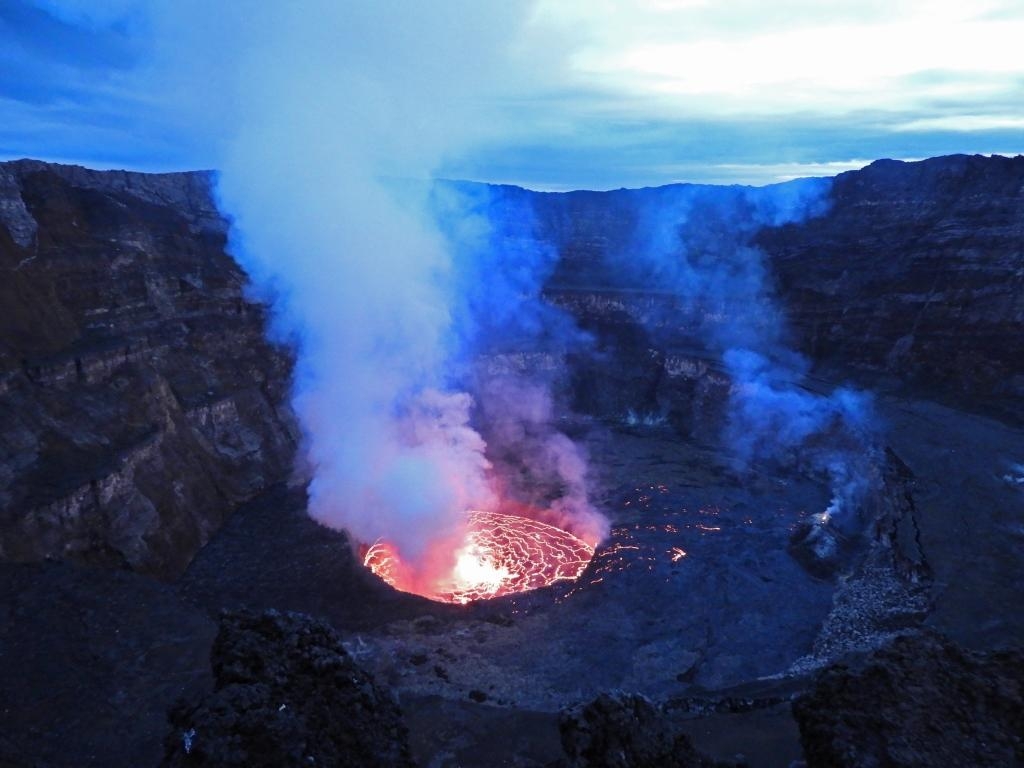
(363, 510), (595, 604)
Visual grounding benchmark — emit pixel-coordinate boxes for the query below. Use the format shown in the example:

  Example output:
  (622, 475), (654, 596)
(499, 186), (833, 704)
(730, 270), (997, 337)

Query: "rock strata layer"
(0, 161), (296, 577)
(512, 154), (1024, 415)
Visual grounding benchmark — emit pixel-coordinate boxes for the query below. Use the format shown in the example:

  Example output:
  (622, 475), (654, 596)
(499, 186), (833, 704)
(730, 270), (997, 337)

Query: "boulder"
(559, 692), (732, 768)
(163, 610), (414, 768)
(793, 631), (1024, 767)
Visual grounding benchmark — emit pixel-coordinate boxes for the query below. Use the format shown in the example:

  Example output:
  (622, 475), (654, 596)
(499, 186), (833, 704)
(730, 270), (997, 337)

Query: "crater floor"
(1, 391), (1021, 768)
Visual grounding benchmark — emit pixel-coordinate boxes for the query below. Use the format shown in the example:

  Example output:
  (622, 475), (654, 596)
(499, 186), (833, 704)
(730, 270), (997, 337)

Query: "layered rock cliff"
(763, 155), (1024, 398)
(2, 153), (1021, 578)
(0, 160), (296, 578)
(511, 154), (1024, 418)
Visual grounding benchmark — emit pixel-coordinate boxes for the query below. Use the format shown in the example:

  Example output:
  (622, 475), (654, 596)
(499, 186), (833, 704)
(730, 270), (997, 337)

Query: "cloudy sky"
(1, 0), (1022, 189)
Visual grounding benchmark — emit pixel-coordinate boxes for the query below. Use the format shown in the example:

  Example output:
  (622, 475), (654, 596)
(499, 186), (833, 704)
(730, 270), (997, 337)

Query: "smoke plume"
(431, 181), (606, 544)
(146, 2), (605, 583)
(621, 180), (878, 519)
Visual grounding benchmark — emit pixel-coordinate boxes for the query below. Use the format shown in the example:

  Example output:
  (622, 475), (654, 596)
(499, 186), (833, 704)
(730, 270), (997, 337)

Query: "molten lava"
(363, 510), (595, 604)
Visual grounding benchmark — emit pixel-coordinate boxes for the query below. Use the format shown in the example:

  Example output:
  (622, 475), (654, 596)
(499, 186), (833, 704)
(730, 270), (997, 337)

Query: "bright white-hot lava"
(363, 510), (595, 604)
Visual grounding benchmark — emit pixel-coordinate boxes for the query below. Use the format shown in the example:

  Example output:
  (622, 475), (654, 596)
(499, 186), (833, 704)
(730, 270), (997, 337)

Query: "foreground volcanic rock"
(162, 610), (414, 768)
(0, 160), (296, 577)
(793, 631), (1024, 767)
(559, 692), (733, 768)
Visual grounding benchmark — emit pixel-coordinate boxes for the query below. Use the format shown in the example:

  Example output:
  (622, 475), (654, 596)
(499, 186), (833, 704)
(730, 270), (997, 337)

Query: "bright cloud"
(0, 0), (1022, 187)
(537, 0), (1024, 117)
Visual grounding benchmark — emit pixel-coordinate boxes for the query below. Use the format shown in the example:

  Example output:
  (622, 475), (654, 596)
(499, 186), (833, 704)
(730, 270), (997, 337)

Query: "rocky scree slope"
(0, 160), (296, 578)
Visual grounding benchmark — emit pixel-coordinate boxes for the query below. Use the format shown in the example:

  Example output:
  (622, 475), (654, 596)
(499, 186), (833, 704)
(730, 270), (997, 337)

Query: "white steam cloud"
(145, 2), (605, 577)
(622, 180), (879, 519)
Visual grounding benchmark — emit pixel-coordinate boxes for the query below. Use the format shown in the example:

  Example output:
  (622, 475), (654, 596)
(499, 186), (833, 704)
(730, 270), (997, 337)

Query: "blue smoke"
(430, 182), (591, 361)
(184, 1), (563, 573)
(428, 181), (606, 542)
(619, 178), (878, 519)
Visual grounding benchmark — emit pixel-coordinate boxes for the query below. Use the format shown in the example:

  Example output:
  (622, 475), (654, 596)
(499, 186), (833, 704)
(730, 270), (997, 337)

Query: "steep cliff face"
(516, 155), (1024, 417)
(762, 155), (1024, 397)
(0, 161), (296, 578)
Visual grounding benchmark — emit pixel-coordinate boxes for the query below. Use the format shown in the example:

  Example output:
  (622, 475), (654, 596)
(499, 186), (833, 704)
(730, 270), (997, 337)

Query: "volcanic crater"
(1, 155), (1023, 767)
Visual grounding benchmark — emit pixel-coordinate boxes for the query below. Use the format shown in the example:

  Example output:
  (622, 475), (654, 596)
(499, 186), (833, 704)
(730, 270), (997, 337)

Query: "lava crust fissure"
(364, 510), (595, 604)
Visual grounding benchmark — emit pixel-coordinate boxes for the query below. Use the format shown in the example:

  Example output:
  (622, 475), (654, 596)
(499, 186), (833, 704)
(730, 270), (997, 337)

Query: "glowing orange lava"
(363, 510), (595, 604)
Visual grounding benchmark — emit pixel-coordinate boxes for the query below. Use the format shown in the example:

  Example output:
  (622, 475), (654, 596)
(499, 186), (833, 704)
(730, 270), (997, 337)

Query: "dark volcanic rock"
(500, 154), (1024, 418)
(162, 609), (414, 768)
(0, 561), (216, 768)
(787, 512), (847, 579)
(559, 692), (732, 768)
(762, 155), (1024, 399)
(2, 155), (1022, 768)
(788, 445), (926, 584)
(867, 447), (930, 584)
(793, 631), (1024, 767)
(5, 153), (1019, 574)
(0, 160), (296, 577)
